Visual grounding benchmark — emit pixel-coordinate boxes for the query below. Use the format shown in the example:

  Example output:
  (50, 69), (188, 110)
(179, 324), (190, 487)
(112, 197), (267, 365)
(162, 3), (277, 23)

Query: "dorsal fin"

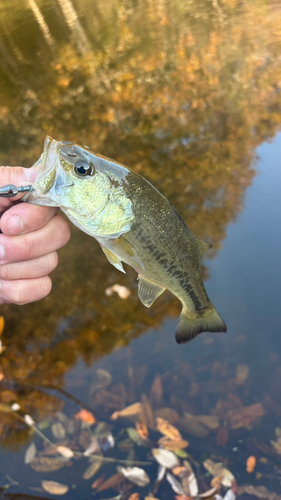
(196, 237), (212, 260)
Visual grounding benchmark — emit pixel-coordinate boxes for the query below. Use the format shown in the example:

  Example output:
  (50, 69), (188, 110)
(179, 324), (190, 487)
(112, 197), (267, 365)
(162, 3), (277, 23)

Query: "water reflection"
(0, 0), (281, 496)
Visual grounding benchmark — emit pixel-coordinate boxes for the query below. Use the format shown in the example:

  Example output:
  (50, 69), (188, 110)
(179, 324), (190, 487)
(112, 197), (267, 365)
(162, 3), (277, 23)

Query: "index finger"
(0, 166), (39, 210)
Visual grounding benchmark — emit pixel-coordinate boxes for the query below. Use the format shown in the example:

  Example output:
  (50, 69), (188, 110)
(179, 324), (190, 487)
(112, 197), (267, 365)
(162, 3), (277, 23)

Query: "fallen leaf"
(194, 415), (220, 430)
(91, 474), (105, 489)
(246, 455), (256, 473)
(111, 402), (142, 420)
(0, 340), (6, 354)
(42, 480), (69, 495)
(75, 409), (96, 424)
(145, 497), (161, 500)
(237, 485), (276, 500)
(140, 394), (156, 429)
(181, 460), (198, 497)
(0, 372), (4, 382)
(154, 408), (179, 424)
(178, 414), (210, 437)
(0, 316), (4, 336)
(31, 457), (66, 472)
(203, 459), (235, 488)
(0, 403), (12, 413)
(128, 493), (140, 500)
(83, 457), (103, 480)
(157, 464), (166, 481)
(150, 374), (163, 404)
(156, 417), (182, 440)
(24, 442), (37, 464)
(172, 466), (188, 476)
(197, 486), (219, 499)
(223, 490), (236, 500)
(152, 448), (179, 469)
(51, 422), (66, 440)
(166, 472), (185, 495)
(120, 466), (150, 487)
(96, 473), (125, 492)
(270, 436), (281, 454)
(211, 475), (224, 488)
(216, 427), (228, 447)
(127, 427), (148, 446)
(229, 403), (265, 429)
(159, 437), (189, 450)
(56, 446), (74, 459)
(136, 420), (149, 440)
(105, 284), (131, 299)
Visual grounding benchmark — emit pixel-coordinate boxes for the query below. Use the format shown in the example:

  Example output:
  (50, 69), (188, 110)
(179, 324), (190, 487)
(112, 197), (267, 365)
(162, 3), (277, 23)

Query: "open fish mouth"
(24, 136), (73, 206)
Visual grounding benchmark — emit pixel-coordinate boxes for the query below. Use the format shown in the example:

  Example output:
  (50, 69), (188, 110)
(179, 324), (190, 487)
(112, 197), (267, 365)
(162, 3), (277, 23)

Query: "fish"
(24, 136), (227, 343)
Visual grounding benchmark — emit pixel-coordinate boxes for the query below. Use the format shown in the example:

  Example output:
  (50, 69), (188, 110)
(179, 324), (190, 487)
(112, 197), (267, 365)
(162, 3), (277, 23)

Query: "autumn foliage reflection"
(0, 0), (281, 444)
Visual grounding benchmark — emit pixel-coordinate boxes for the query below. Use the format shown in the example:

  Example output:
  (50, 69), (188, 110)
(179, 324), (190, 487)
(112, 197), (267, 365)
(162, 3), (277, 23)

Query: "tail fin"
(175, 304), (226, 344)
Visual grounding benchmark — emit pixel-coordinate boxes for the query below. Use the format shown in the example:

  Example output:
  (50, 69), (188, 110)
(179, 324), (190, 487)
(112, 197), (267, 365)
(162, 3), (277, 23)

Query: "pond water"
(0, 0), (281, 499)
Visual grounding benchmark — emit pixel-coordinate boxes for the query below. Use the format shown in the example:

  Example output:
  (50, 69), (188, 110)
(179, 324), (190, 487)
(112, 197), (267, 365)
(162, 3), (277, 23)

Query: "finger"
(0, 203), (59, 236)
(0, 214), (71, 264)
(0, 252), (58, 280)
(0, 165), (39, 210)
(0, 276), (52, 305)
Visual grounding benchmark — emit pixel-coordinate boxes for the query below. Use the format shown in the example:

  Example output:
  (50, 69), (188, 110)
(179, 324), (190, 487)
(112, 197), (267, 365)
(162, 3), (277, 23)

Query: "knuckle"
(46, 252), (58, 274)
(10, 282), (25, 304)
(0, 166), (25, 186)
(0, 264), (11, 280)
(19, 235), (33, 261)
(55, 216), (71, 245)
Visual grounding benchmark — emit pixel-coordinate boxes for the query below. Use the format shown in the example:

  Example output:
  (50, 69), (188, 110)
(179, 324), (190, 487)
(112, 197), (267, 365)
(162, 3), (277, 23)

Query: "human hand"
(0, 166), (71, 305)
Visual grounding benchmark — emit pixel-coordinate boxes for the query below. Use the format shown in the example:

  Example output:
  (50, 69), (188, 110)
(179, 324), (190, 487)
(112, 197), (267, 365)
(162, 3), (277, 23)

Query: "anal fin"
(101, 246), (126, 273)
(138, 275), (165, 307)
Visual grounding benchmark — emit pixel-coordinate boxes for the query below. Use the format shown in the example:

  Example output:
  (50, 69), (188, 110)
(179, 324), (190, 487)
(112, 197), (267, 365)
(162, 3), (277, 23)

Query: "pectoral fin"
(101, 246), (126, 273)
(114, 236), (145, 271)
(138, 275), (166, 307)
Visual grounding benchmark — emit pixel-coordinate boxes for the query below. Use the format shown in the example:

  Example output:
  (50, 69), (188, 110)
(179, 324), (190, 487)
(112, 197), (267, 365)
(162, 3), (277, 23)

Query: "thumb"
(0, 165), (39, 205)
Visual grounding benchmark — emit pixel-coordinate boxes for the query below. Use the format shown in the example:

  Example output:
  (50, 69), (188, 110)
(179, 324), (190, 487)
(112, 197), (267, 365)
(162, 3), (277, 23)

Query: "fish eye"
(74, 160), (93, 176)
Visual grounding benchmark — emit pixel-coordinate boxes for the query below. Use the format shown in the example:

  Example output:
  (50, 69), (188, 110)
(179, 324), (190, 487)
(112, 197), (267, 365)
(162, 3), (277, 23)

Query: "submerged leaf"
(96, 473), (125, 491)
(203, 459), (235, 488)
(0, 316), (4, 336)
(152, 448), (179, 468)
(31, 457), (66, 472)
(237, 485), (276, 500)
(24, 442), (37, 464)
(120, 466), (150, 487)
(156, 417), (182, 440)
(42, 480), (69, 495)
(159, 438), (189, 450)
(75, 409), (96, 425)
(127, 427), (148, 446)
(246, 455), (256, 473)
(111, 402), (142, 420)
(128, 494), (140, 500)
(166, 472), (185, 495)
(198, 486), (219, 499)
(51, 422), (66, 440)
(83, 457), (103, 480)
(136, 420), (149, 440)
(56, 446), (74, 458)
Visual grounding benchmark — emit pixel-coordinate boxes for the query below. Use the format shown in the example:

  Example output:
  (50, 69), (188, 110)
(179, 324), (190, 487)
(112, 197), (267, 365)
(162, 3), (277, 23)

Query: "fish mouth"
(24, 136), (73, 206)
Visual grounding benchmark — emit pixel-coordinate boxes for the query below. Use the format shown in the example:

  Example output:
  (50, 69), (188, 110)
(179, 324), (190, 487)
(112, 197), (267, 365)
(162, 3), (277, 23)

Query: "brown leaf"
(210, 475), (223, 488)
(172, 466), (189, 476)
(110, 402), (142, 420)
(83, 457), (103, 480)
(154, 407), (179, 424)
(150, 374), (163, 404)
(0, 316), (4, 336)
(75, 409), (96, 424)
(237, 485), (277, 500)
(216, 427), (228, 447)
(229, 403), (265, 429)
(140, 394), (156, 429)
(156, 417), (182, 440)
(128, 494), (140, 500)
(246, 455), (256, 473)
(194, 415), (220, 430)
(96, 473), (125, 491)
(91, 474), (106, 489)
(159, 437), (189, 450)
(178, 414), (209, 437)
(42, 480), (69, 495)
(31, 457), (66, 472)
(135, 420), (149, 440)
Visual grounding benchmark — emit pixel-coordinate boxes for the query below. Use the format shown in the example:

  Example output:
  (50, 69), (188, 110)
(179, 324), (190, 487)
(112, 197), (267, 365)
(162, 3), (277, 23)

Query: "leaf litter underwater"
(1, 349), (281, 500)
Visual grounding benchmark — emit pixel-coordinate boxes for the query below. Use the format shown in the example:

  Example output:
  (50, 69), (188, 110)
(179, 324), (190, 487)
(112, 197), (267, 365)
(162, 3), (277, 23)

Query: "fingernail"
(7, 215), (24, 235)
(0, 245), (4, 261)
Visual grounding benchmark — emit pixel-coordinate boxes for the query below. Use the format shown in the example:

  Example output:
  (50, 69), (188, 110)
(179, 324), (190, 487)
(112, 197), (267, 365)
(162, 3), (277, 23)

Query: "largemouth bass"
(25, 136), (226, 343)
